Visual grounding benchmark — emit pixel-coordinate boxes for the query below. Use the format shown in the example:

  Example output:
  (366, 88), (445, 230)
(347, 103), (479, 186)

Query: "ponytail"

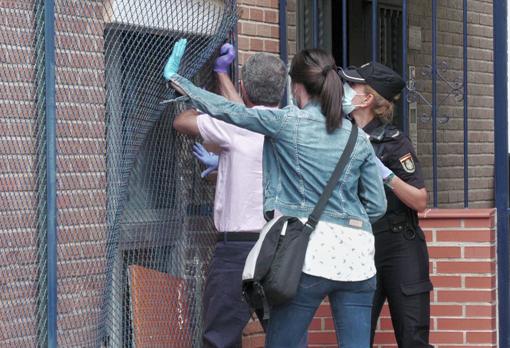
(320, 66), (343, 133)
(289, 49), (343, 133)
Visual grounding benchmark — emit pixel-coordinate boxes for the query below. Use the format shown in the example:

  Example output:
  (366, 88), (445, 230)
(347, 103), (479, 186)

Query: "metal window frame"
(296, 0), (332, 52)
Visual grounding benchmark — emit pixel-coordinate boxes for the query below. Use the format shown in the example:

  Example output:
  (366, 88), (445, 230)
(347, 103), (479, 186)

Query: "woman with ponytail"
(339, 62), (432, 348)
(164, 41), (387, 347)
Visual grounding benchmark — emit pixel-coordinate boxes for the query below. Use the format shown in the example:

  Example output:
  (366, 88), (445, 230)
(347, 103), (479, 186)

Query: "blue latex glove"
(214, 43), (236, 73)
(163, 38), (187, 81)
(193, 143), (219, 178)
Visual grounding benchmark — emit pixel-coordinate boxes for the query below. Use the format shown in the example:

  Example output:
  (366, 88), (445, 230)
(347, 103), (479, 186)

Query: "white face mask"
(342, 82), (366, 115)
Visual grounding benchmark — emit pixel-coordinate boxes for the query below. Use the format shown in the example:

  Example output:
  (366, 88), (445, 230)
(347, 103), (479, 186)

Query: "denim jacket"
(171, 75), (387, 232)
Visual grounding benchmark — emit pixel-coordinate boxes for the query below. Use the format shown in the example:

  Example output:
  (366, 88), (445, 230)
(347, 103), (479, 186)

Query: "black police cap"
(338, 62), (406, 102)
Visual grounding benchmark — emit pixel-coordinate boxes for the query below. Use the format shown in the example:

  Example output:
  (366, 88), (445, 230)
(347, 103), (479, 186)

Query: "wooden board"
(128, 265), (192, 347)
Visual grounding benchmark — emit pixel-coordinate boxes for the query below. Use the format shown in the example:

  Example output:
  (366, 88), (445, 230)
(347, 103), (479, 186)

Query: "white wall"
(104, 0), (224, 35)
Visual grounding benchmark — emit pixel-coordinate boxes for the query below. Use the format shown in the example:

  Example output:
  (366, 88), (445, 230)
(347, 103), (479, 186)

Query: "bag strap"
(304, 120), (358, 232)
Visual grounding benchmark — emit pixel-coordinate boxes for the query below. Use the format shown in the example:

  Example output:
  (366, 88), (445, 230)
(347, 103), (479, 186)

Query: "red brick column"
(0, 1), (38, 346)
(237, 0), (280, 65)
(54, 1), (107, 345)
(242, 209), (497, 348)
(373, 208), (497, 348)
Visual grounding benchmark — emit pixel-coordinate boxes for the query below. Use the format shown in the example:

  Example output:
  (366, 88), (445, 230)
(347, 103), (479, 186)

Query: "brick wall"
(242, 209), (497, 347)
(407, 0), (494, 208)
(237, 2), (498, 344)
(237, 0), (280, 66)
(0, 1), (108, 344)
(0, 0), (499, 346)
(238, 0), (495, 208)
(54, 0), (108, 345)
(374, 209), (497, 348)
(237, 0), (297, 64)
(0, 1), (38, 346)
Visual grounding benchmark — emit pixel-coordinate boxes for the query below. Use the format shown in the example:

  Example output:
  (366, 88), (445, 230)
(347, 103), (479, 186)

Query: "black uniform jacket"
(363, 118), (425, 225)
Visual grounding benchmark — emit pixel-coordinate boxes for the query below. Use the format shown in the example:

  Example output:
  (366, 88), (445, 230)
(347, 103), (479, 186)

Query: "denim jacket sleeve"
(170, 74), (288, 137)
(358, 139), (387, 223)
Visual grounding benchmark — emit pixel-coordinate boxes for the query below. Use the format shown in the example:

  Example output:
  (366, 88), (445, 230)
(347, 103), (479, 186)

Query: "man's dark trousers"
(202, 240), (254, 348)
(202, 238), (309, 348)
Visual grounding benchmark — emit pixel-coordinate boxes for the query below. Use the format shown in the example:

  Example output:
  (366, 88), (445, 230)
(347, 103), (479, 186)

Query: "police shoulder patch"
(399, 153), (415, 173)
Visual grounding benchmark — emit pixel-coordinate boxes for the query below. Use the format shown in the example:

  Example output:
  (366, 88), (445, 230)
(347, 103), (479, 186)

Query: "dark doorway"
(298, 0), (405, 129)
(336, 0), (404, 128)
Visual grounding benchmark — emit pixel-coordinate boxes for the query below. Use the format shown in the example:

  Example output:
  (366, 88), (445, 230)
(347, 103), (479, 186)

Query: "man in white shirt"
(173, 48), (287, 348)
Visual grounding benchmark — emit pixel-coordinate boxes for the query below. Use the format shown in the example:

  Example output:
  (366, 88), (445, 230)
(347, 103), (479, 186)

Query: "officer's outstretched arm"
(360, 152), (388, 222)
(374, 155), (428, 212)
(388, 176), (428, 212)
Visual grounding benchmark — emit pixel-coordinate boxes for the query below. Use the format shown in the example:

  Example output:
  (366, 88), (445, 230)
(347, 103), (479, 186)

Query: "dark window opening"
(297, 0), (404, 129)
(104, 26), (217, 347)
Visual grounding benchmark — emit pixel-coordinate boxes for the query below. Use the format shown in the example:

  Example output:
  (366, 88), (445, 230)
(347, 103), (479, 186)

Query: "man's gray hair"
(241, 53), (287, 107)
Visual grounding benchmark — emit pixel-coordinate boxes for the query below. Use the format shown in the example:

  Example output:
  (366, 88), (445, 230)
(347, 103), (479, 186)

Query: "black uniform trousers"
(370, 225), (433, 348)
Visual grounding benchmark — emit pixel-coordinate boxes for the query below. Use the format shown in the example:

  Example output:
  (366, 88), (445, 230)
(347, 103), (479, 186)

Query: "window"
(297, 0), (332, 52)
(296, 0), (404, 127)
(104, 26), (216, 347)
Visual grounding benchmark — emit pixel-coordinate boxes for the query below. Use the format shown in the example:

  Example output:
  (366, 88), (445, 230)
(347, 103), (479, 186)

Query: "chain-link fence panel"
(0, 1), (47, 347)
(0, 0), (238, 347)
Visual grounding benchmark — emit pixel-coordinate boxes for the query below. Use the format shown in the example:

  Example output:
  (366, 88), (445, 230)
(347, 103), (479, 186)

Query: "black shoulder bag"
(242, 122), (359, 319)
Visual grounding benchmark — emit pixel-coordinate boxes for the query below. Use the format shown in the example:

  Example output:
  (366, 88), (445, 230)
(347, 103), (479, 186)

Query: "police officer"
(339, 62), (433, 348)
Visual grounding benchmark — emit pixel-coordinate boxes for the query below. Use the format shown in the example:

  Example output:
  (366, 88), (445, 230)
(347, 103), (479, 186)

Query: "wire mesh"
(0, 0), (238, 347)
(0, 1), (45, 347)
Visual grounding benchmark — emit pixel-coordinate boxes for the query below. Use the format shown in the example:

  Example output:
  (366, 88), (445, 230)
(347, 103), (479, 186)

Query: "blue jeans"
(265, 273), (376, 348)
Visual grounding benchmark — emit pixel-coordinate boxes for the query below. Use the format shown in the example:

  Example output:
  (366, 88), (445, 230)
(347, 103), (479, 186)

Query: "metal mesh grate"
(0, 0), (237, 346)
